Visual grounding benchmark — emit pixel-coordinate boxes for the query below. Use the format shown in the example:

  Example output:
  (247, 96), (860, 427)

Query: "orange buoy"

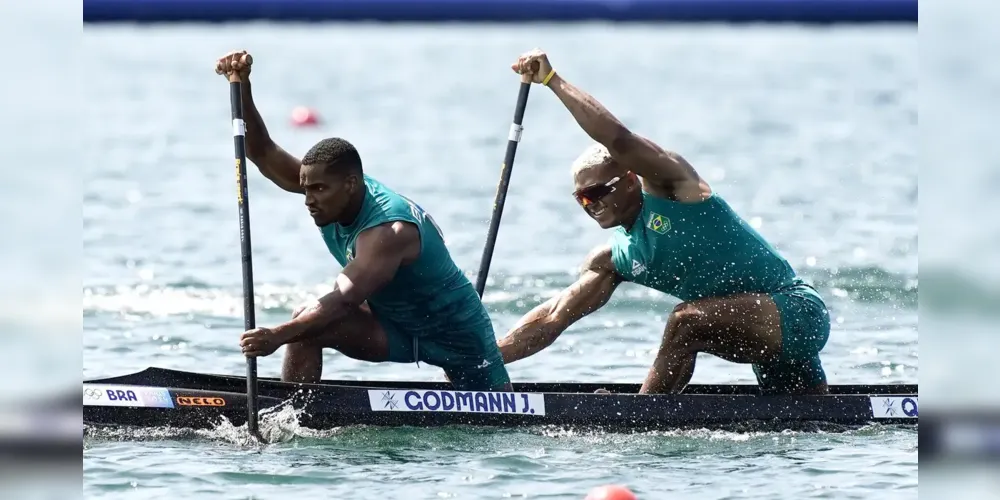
(291, 106), (319, 126)
(585, 485), (637, 500)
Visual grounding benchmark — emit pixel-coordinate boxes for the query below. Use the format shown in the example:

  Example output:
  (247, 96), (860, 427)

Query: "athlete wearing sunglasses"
(572, 175), (624, 227)
(497, 49), (831, 396)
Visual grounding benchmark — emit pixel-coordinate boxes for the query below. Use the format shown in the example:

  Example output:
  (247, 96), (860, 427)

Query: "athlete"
(497, 49), (831, 395)
(215, 50), (511, 391)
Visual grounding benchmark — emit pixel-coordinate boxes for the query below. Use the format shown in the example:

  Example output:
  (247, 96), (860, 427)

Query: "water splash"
(83, 398), (345, 447)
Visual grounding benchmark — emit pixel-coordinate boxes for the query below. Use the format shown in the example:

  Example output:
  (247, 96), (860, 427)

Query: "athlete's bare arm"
(273, 222), (421, 344)
(240, 81), (304, 194)
(216, 50), (303, 194)
(512, 50), (709, 202)
(548, 75), (709, 201)
(498, 245), (621, 364)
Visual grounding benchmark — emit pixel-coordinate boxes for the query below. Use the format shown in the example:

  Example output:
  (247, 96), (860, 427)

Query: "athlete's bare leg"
(640, 293), (825, 395)
(281, 302), (389, 383)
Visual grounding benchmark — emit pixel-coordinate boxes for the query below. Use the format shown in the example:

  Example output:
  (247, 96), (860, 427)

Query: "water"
(83, 24), (917, 499)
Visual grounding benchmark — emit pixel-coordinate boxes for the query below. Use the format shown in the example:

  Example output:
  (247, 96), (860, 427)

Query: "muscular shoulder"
(641, 178), (713, 203)
(356, 221), (421, 261)
(581, 244), (618, 277)
(610, 132), (710, 203)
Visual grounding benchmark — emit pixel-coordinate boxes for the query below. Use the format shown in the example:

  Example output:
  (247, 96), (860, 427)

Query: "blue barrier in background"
(83, 0), (918, 24)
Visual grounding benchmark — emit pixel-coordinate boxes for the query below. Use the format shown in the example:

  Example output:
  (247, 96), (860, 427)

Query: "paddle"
(474, 73), (533, 297)
(226, 56), (261, 440)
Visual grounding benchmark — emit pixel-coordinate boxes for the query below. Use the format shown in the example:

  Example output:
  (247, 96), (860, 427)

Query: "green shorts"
(381, 320), (511, 391)
(752, 283), (831, 394)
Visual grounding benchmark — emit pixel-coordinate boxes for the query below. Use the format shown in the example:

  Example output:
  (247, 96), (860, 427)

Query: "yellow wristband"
(541, 68), (556, 86)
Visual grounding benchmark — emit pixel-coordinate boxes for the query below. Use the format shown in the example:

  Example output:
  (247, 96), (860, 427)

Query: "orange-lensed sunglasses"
(573, 176), (621, 207)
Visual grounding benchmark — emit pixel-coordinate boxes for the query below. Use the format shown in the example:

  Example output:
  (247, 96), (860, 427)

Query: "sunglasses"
(573, 176), (621, 207)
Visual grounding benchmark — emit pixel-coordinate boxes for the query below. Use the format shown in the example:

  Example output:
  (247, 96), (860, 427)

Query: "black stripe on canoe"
(83, 368), (918, 432)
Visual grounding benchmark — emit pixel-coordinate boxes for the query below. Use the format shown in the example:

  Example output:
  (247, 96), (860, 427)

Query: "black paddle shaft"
(474, 81), (532, 297)
(228, 69), (260, 439)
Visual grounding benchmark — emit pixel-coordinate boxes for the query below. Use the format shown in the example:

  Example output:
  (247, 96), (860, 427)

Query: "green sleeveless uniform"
(319, 175), (509, 390)
(608, 189), (829, 393)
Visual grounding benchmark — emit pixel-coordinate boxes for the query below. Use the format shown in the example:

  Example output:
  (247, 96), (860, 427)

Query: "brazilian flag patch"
(647, 213), (671, 234)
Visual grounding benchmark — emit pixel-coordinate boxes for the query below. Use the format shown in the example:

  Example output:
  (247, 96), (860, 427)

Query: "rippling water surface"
(83, 24), (916, 499)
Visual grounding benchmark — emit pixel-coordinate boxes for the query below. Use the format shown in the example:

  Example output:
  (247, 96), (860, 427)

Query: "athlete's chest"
(619, 209), (706, 284)
(629, 209), (684, 258)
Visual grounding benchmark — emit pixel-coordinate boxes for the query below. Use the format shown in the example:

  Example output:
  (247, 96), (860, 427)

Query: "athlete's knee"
(670, 302), (708, 325)
(664, 302), (707, 348)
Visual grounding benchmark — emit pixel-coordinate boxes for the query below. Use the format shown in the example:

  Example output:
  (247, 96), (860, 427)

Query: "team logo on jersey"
(346, 248), (354, 261)
(647, 213), (671, 234)
(631, 259), (646, 277)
